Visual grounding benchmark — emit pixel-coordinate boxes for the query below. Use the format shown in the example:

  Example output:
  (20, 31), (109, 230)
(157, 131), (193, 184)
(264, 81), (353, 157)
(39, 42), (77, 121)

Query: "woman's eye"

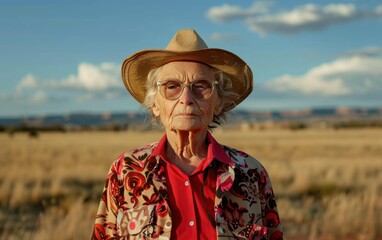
(165, 81), (180, 90)
(194, 81), (210, 89)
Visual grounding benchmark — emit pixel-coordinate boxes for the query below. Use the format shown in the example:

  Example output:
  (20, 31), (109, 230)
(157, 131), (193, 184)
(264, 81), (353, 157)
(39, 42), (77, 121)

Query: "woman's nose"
(179, 86), (194, 105)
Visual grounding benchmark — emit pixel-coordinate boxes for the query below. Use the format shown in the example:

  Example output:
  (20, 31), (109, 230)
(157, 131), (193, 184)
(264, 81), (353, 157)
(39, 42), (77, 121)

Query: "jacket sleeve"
(91, 155), (125, 240)
(254, 166), (284, 240)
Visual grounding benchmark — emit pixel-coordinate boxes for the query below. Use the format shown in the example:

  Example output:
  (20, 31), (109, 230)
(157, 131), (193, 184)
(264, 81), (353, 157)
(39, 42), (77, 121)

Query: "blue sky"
(1, 0), (381, 117)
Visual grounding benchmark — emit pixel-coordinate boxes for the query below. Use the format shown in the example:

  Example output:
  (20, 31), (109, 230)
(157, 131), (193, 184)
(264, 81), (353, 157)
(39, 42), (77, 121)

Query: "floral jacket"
(92, 137), (283, 240)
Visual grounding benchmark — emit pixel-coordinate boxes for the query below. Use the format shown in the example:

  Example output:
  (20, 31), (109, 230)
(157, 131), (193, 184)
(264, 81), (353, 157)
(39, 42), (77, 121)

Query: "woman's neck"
(165, 129), (208, 175)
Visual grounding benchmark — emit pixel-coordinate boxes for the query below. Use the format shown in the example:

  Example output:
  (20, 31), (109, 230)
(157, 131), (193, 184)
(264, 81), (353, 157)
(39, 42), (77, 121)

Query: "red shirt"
(151, 132), (231, 240)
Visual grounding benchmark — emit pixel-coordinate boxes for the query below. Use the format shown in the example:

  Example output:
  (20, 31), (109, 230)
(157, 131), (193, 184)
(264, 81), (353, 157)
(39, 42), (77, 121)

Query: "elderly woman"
(92, 29), (283, 240)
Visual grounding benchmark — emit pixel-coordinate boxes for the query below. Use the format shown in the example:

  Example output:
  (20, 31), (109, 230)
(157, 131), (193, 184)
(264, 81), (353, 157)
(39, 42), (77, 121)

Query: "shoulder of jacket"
(111, 142), (159, 174)
(127, 141), (158, 157)
(222, 145), (265, 170)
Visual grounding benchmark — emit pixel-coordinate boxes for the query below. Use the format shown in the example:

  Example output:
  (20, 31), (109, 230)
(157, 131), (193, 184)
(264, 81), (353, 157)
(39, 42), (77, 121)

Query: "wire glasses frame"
(156, 80), (219, 101)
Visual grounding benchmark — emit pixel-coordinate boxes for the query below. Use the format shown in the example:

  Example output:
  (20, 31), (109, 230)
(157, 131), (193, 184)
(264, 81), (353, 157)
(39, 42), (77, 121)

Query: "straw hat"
(121, 29), (253, 110)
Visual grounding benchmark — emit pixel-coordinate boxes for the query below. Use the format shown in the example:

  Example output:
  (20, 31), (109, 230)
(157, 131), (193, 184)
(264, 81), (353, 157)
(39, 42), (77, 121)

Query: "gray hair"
(142, 65), (239, 128)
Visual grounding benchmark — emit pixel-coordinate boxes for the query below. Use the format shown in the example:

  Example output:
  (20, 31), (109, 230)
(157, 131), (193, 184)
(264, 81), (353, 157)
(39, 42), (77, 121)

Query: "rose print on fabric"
(229, 167), (262, 207)
(264, 209), (280, 228)
(92, 138), (283, 239)
(220, 197), (248, 231)
(117, 206), (153, 236)
(125, 172), (146, 207)
(93, 223), (112, 240)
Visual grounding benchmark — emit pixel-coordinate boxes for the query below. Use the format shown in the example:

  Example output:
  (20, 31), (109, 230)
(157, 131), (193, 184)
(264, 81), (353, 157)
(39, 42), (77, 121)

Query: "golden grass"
(1, 129), (381, 239)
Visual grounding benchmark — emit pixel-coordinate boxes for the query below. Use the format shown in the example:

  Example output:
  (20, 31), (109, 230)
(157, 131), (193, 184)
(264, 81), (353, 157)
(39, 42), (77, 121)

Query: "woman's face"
(152, 61), (222, 132)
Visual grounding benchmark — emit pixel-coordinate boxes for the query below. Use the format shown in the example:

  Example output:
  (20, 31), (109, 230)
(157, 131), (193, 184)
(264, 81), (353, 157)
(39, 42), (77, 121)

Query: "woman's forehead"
(158, 61), (215, 78)
(161, 61), (213, 71)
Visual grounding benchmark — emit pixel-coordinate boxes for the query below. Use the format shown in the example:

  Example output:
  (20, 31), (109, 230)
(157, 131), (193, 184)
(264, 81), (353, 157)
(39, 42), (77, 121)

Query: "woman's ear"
(214, 98), (223, 115)
(152, 101), (160, 117)
(214, 104), (223, 115)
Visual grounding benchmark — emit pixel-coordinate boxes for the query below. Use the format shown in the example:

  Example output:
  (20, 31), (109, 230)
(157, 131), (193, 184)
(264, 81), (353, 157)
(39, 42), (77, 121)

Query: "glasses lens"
(191, 80), (214, 100)
(159, 80), (215, 100)
(160, 81), (182, 100)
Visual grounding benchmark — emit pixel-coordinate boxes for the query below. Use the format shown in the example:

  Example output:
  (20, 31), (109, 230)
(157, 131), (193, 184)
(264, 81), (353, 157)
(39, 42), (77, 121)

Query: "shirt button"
(184, 181), (189, 186)
(189, 221), (195, 226)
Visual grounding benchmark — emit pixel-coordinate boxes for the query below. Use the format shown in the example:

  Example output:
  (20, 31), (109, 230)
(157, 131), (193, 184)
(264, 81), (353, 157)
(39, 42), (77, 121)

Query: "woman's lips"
(175, 113), (198, 117)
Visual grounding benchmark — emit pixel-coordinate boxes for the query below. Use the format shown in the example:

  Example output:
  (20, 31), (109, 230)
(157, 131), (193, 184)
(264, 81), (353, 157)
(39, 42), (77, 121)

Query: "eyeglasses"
(156, 80), (218, 101)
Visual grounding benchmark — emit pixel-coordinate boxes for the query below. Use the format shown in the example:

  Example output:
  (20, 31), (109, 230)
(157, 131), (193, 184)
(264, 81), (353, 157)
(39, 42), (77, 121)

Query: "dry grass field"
(1, 128), (381, 239)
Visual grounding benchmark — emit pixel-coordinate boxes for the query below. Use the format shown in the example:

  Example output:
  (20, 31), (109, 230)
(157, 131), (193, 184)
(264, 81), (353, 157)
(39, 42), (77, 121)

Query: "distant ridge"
(1, 106), (381, 128)
(233, 106), (382, 123)
(0, 112), (147, 127)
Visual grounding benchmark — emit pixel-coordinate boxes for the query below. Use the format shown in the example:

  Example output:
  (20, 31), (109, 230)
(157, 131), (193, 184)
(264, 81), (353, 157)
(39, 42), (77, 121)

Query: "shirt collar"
(151, 133), (167, 159)
(205, 131), (233, 166)
(150, 131), (233, 167)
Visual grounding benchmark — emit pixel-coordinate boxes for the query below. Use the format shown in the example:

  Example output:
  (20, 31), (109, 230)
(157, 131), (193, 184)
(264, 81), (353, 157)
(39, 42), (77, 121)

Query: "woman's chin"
(170, 123), (205, 132)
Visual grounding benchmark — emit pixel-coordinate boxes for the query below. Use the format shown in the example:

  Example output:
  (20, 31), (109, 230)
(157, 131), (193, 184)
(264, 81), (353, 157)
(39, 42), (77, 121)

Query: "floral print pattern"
(92, 138), (283, 240)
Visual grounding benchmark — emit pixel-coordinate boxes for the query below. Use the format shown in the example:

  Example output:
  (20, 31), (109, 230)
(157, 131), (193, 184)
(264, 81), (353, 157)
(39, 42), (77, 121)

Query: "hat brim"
(121, 48), (253, 110)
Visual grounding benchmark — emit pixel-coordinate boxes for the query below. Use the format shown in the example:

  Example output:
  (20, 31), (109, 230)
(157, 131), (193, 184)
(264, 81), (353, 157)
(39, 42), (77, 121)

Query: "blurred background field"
(2, 2), (382, 239)
(1, 128), (381, 240)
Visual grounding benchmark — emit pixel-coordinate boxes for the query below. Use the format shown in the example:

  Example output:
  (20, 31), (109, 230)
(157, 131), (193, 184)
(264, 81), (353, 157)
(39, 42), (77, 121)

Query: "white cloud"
(67, 62), (120, 90)
(17, 62), (120, 92)
(266, 47), (382, 96)
(11, 62), (123, 105)
(17, 74), (39, 92)
(376, 5), (382, 15)
(30, 90), (48, 103)
(247, 3), (379, 35)
(207, 2), (382, 35)
(75, 90), (123, 103)
(0, 90), (52, 104)
(206, 1), (271, 23)
(209, 32), (238, 42)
